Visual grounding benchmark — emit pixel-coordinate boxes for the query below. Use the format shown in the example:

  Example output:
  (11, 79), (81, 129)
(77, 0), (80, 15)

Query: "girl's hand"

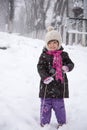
(43, 77), (54, 84)
(62, 66), (69, 73)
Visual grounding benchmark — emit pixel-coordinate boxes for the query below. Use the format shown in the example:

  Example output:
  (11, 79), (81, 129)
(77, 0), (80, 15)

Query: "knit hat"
(45, 26), (62, 50)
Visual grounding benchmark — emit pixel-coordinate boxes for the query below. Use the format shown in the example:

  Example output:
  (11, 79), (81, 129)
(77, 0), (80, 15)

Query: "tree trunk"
(8, 0), (14, 33)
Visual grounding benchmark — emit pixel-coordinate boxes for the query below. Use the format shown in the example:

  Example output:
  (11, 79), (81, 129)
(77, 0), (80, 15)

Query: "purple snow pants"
(40, 98), (66, 125)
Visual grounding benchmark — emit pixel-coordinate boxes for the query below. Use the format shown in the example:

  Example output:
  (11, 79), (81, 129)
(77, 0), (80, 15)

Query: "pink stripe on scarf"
(47, 50), (64, 82)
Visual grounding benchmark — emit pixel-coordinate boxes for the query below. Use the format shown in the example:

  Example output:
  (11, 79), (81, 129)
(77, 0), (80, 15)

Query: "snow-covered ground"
(0, 32), (87, 130)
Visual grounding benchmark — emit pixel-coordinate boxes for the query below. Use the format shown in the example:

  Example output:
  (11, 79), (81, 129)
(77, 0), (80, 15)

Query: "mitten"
(43, 77), (54, 84)
(62, 66), (69, 73)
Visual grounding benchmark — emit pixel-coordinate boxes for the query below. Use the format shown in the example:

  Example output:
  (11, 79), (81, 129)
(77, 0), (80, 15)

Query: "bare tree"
(0, 0), (9, 31)
(34, 0), (51, 38)
(51, 0), (68, 28)
(23, 0), (51, 38)
(8, 0), (14, 33)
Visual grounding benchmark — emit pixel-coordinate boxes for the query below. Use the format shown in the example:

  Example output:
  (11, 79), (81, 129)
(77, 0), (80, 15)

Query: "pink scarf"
(47, 50), (64, 82)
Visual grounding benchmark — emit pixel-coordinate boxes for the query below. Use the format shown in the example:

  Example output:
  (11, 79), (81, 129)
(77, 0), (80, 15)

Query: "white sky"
(0, 32), (87, 130)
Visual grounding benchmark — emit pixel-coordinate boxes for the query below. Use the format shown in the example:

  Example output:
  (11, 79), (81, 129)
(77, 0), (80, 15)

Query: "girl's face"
(47, 40), (59, 51)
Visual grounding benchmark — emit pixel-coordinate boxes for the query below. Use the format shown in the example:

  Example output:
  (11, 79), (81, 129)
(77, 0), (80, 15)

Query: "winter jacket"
(37, 47), (74, 98)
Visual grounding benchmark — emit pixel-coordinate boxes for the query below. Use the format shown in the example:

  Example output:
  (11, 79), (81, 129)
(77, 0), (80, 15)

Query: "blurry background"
(0, 0), (87, 45)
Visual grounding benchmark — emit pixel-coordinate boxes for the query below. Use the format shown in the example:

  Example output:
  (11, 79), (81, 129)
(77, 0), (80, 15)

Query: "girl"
(37, 26), (74, 129)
